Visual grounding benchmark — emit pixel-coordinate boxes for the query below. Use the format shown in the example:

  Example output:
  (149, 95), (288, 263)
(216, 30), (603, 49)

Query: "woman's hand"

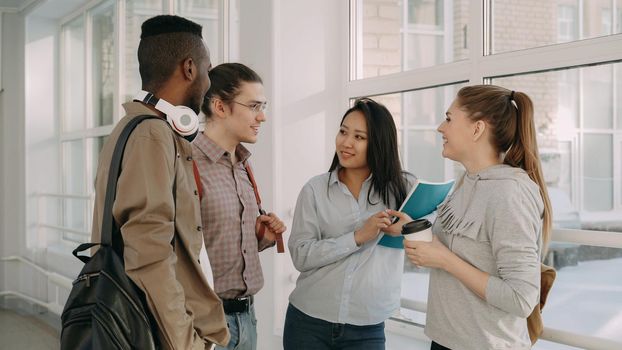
(404, 235), (452, 270)
(354, 210), (392, 246)
(382, 209), (413, 236)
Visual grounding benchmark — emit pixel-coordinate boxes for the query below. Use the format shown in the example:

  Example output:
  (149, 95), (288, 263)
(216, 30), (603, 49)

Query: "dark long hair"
(456, 85), (552, 251)
(329, 98), (409, 209)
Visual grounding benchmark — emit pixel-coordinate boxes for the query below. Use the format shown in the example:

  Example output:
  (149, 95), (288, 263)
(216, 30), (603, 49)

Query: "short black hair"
(138, 15), (206, 92)
(202, 63), (263, 118)
(140, 15), (202, 39)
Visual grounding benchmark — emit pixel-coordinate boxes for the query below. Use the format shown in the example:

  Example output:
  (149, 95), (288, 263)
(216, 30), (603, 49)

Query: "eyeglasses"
(232, 100), (268, 113)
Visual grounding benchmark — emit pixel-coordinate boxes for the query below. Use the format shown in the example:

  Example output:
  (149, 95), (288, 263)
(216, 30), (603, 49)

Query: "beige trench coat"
(91, 102), (229, 349)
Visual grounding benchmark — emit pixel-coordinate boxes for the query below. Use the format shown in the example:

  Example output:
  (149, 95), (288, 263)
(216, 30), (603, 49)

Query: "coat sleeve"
(113, 126), (206, 350)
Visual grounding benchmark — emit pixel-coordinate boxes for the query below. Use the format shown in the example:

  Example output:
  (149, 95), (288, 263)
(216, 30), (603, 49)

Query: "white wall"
(235, 0), (347, 348)
(1, 10), (28, 303)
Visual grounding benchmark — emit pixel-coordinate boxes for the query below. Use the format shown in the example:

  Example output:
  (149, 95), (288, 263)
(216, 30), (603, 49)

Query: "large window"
(492, 0), (622, 54)
(352, 0), (469, 80)
(349, 0), (622, 349)
(494, 63), (622, 216)
(57, 0), (233, 243)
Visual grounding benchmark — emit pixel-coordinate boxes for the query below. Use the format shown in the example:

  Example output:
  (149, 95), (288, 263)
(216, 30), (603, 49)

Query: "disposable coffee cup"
(401, 219), (433, 242)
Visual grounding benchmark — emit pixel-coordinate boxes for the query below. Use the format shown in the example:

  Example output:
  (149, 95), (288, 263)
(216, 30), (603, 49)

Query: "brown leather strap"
(245, 163), (284, 253)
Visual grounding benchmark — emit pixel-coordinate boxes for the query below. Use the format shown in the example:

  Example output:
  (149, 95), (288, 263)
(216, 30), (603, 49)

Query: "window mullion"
(469, 0), (485, 84)
(115, 0), (124, 122)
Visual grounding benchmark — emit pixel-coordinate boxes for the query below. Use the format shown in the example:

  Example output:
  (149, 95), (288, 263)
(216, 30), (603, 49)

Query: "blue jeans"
(283, 304), (385, 350)
(215, 305), (257, 350)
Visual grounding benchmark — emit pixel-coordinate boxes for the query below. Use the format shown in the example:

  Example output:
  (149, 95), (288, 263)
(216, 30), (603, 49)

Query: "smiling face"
(335, 110), (369, 171)
(224, 81), (266, 144)
(437, 99), (479, 163)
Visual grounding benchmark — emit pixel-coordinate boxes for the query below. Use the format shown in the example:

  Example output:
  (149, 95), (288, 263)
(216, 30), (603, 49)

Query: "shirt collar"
(328, 166), (373, 186)
(122, 101), (160, 117)
(193, 132), (252, 164)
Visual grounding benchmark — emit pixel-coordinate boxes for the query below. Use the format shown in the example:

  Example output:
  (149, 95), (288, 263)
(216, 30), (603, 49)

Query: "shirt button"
(196, 226), (202, 231)
(243, 249), (247, 254)
(187, 156), (192, 161)
(194, 190), (198, 195)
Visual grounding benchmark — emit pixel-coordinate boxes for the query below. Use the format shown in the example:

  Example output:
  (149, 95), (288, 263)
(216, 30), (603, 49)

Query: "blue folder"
(378, 179), (455, 249)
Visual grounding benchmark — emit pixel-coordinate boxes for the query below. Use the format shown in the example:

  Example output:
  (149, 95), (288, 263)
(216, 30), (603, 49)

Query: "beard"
(184, 78), (205, 114)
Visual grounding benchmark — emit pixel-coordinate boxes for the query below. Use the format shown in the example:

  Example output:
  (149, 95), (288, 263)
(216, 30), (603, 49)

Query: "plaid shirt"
(192, 132), (272, 299)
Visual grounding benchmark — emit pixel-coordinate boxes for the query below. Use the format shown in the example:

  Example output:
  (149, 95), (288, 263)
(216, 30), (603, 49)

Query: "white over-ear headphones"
(134, 90), (199, 138)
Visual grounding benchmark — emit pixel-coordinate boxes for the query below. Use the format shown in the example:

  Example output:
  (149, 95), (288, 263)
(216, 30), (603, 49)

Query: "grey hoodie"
(425, 164), (544, 350)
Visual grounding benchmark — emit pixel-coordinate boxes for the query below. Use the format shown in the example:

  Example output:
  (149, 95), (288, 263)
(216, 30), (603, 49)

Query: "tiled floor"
(0, 308), (59, 350)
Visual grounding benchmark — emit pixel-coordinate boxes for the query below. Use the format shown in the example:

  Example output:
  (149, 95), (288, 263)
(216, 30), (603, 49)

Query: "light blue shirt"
(288, 170), (407, 325)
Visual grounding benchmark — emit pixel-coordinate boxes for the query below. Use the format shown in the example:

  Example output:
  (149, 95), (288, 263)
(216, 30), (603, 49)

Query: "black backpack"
(60, 116), (161, 350)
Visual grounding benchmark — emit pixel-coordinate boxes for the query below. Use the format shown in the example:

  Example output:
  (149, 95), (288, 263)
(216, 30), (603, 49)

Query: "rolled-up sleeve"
(288, 183), (360, 273)
(114, 131), (205, 350)
(485, 189), (541, 318)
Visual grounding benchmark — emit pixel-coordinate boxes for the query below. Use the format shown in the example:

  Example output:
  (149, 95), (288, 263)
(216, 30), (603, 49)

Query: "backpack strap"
(244, 162), (284, 253)
(100, 115), (162, 248)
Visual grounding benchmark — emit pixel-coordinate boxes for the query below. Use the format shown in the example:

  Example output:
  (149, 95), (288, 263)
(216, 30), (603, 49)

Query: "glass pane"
(399, 263), (429, 325)
(407, 130), (444, 181)
(492, 62), (620, 226)
(62, 16), (85, 132)
(63, 140), (86, 233)
(492, 0), (616, 54)
(583, 65), (613, 129)
(617, 64), (622, 129)
(352, 0), (469, 80)
(176, 0), (222, 65)
(368, 93), (404, 144)
(540, 245), (622, 345)
(124, 0), (163, 103)
(585, 0), (615, 37)
(369, 84), (465, 181)
(404, 84), (463, 126)
(89, 136), (107, 193)
(404, 33), (444, 71)
(91, 0), (116, 127)
(63, 140), (85, 195)
(583, 134), (613, 211)
(547, 140), (581, 230)
(558, 69), (579, 130)
(61, 198), (87, 230)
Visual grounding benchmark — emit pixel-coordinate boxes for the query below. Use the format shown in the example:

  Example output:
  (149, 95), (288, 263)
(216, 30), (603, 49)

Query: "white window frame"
(347, 0), (622, 348)
(50, 0), (235, 245)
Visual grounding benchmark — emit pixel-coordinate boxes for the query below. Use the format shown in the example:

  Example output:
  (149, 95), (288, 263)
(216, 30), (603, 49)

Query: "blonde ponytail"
(456, 85), (553, 252)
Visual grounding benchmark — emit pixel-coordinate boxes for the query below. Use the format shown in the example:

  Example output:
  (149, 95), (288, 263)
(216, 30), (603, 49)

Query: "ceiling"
(0, 0), (37, 12)
(0, 0), (86, 20)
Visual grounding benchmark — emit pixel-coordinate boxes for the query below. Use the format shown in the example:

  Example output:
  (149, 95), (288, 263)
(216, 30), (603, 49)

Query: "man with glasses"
(192, 63), (286, 350)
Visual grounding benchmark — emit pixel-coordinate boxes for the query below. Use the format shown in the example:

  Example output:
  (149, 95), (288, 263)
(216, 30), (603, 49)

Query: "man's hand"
(255, 213), (287, 242)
